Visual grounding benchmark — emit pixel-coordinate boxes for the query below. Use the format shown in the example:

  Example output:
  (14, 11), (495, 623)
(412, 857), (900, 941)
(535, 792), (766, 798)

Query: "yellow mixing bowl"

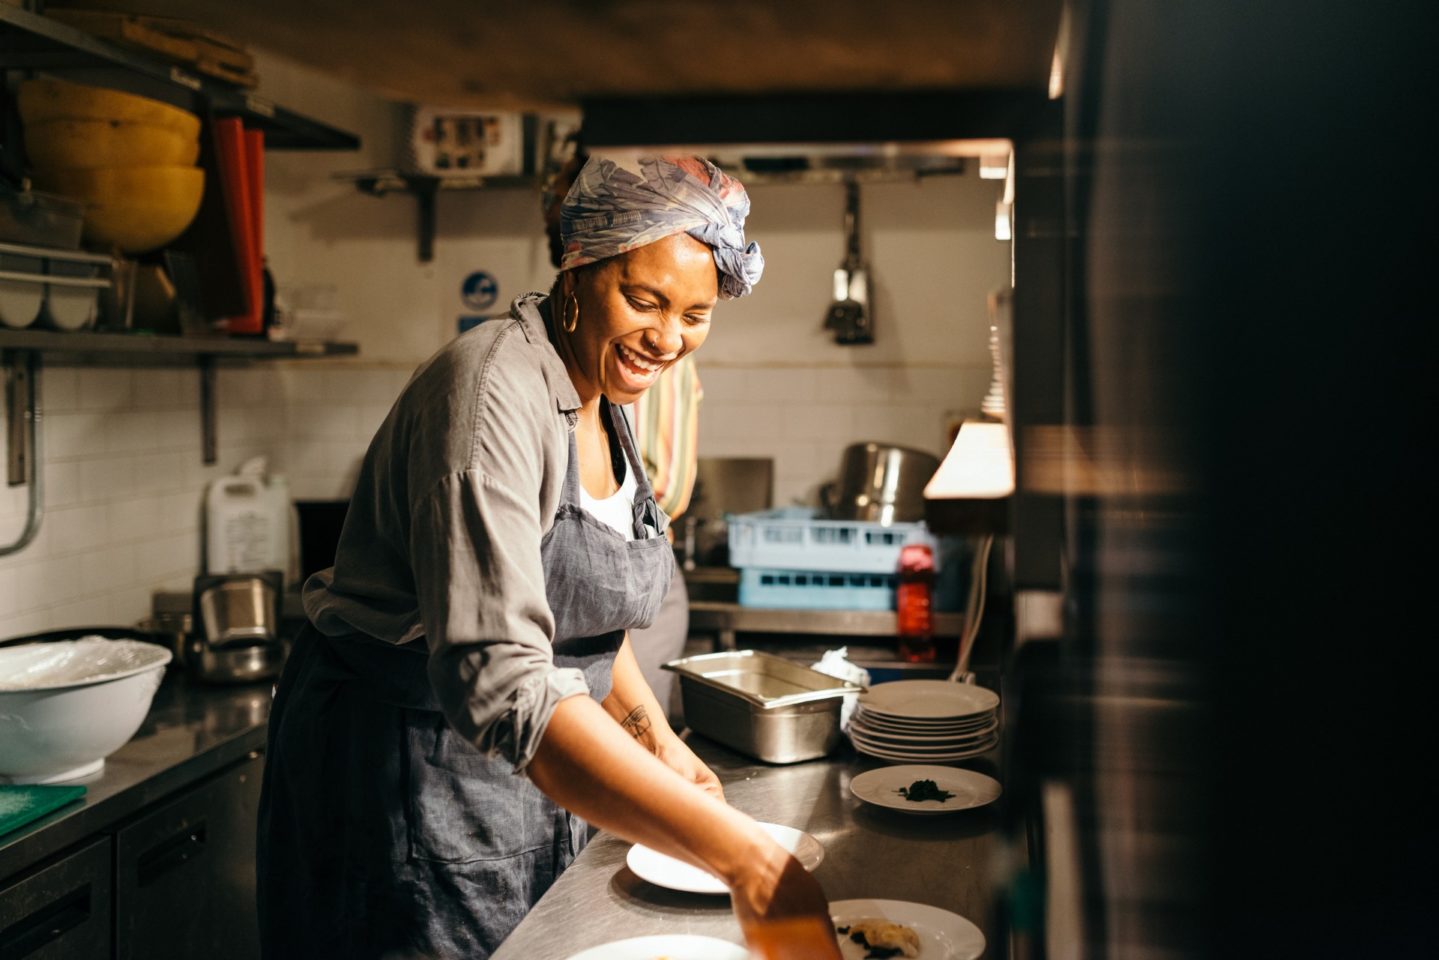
(18, 78), (201, 142)
(25, 119), (201, 170)
(33, 166), (205, 254)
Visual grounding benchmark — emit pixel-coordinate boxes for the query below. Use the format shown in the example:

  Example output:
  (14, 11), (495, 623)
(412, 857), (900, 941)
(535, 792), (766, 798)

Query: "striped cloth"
(631, 355), (703, 522)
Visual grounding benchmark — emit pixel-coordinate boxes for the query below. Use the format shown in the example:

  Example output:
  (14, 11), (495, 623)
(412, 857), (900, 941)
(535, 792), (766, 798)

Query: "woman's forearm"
(527, 693), (766, 884)
(601, 634), (668, 752)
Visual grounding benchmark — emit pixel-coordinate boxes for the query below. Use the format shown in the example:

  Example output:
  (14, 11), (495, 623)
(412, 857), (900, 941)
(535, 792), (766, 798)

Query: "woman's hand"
(729, 841), (842, 959)
(654, 733), (724, 801)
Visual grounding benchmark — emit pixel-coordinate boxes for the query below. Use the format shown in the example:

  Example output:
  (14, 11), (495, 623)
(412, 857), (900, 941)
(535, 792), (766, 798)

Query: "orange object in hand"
(743, 915), (844, 959)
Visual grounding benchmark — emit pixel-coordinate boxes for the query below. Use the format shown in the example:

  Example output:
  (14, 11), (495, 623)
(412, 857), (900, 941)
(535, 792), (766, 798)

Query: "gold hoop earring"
(562, 292), (579, 334)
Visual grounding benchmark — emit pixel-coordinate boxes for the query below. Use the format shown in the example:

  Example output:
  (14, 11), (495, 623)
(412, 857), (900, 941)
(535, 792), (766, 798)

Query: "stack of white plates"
(849, 680), (1001, 763)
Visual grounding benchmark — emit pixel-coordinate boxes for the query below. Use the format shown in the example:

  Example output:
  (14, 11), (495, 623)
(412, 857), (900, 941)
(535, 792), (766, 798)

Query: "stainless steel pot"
(190, 572), (284, 684)
(825, 442), (940, 525)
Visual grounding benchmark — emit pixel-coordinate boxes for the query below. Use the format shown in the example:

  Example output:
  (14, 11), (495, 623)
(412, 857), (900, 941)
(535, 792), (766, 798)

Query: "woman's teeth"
(616, 343), (661, 375)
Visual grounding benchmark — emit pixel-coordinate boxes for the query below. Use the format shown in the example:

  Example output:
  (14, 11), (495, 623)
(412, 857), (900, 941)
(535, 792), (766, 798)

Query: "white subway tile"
(35, 557), (82, 604)
(108, 495), (166, 544)
(158, 493), (201, 536)
(77, 369), (133, 411)
(50, 595), (111, 628)
(134, 533), (199, 581)
(46, 504), (110, 556)
(154, 409), (203, 452)
(783, 403), (854, 442)
(290, 404), (360, 440)
(104, 411), (161, 455)
(79, 456), (134, 504)
(744, 368), (817, 403)
(690, 366), (747, 401)
(40, 367), (79, 413)
(45, 411), (109, 459)
(42, 461), (81, 507)
(0, 610), (47, 640)
(133, 368), (190, 409)
(106, 585), (153, 626)
(79, 544), (136, 596)
(323, 368), (396, 404)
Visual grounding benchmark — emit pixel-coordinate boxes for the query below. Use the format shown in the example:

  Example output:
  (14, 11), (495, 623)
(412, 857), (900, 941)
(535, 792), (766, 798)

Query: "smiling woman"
(257, 156), (839, 959)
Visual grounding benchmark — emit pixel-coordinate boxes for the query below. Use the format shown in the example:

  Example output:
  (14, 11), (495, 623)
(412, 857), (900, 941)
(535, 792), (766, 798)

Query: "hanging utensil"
(823, 180), (873, 344)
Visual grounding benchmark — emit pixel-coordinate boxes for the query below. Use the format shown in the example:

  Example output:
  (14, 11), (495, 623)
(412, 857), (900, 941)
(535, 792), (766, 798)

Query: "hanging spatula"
(823, 180), (873, 344)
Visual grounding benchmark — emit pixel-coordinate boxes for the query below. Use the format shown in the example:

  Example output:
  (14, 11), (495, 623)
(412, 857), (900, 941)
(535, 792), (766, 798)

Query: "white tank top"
(579, 461), (639, 541)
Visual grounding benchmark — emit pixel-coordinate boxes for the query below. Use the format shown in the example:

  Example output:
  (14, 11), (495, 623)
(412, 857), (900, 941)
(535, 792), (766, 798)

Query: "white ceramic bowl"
(0, 637), (171, 784)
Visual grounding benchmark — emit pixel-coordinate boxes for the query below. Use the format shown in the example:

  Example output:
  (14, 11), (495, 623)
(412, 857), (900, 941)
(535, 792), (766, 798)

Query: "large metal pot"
(825, 442), (940, 525)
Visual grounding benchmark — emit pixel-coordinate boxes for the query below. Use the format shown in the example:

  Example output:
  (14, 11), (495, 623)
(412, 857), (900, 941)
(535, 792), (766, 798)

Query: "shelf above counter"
(0, 5), (360, 151)
(0, 327), (357, 364)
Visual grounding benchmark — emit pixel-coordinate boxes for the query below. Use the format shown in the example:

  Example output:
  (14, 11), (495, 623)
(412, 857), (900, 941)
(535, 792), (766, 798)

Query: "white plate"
(831, 899), (985, 960)
(846, 731), (995, 754)
(849, 718), (999, 745)
(564, 934), (748, 960)
(850, 765), (1002, 815)
(851, 735), (998, 764)
(854, 709), (998, 733)
(626, 822), (824, 895)
(859, 680), (1000, 721)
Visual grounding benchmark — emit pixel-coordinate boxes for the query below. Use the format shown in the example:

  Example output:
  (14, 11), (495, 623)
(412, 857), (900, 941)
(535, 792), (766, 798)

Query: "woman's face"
(564, 232), (718, 405)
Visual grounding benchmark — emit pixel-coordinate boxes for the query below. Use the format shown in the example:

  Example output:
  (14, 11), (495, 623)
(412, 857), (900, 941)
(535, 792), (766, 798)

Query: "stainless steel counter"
(492, 736), (1006, 960)
(0, 670), (271, 880)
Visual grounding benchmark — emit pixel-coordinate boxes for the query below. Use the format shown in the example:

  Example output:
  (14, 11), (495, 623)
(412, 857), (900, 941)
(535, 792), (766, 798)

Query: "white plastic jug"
(205, 459), (294, 581)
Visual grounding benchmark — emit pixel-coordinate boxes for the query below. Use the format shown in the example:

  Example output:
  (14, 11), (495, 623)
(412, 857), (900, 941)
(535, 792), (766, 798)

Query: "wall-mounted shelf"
(1, 329), (357, 556)
(336, 164), (540, 263)
(0, 327), (356, 362)
(0, 5), (360, 151)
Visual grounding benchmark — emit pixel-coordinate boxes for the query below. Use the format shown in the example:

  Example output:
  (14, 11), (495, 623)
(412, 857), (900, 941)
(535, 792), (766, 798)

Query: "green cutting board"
(0, 785), (87, 837)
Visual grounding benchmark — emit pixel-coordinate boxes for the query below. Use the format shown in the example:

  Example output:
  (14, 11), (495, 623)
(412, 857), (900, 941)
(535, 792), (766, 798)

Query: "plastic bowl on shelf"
(0, 636), (172, 784)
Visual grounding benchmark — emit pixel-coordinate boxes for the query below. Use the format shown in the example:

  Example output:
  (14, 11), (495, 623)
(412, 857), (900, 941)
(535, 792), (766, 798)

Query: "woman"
(257, 156), (835, 958)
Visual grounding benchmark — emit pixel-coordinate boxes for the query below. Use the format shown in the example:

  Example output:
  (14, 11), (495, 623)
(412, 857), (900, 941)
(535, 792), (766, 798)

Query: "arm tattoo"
(620, 705), (652, 743)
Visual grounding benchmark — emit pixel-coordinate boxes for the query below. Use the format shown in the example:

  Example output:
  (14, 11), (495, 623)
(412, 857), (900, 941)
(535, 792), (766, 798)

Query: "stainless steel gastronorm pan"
(664, 650), (864, 764)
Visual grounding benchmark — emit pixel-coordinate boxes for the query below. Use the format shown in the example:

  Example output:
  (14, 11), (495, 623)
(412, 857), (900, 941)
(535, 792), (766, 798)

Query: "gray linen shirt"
(302, 293), (590, 770)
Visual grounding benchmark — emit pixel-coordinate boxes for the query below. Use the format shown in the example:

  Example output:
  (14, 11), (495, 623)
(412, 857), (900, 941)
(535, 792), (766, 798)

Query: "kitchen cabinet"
(0, 837), (112, 960)
(0, 750), (265, 960)
(115, 752), (263, 960)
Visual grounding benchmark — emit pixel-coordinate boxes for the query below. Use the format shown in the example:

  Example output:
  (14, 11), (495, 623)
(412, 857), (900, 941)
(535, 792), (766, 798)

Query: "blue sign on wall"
(461, 271), (500, 312)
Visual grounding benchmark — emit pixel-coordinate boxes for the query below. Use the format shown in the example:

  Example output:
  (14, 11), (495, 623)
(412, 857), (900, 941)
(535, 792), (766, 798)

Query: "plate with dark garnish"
(830, 899), (985, 960)
(849, 765), (1001, 815)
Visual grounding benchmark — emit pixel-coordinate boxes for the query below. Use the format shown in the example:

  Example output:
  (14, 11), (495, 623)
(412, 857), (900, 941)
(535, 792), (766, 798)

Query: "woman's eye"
(625, 296), (656, 311)
(684, 314), (711, 326)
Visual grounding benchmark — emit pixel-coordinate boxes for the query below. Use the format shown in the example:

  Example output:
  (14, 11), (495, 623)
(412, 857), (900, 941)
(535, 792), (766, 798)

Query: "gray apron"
(257, 400), (673, 959)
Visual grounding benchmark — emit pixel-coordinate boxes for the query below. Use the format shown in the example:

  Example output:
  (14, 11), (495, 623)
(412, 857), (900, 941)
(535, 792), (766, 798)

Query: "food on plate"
(896, 779), (955, 803)
(835, 919), (922, 958)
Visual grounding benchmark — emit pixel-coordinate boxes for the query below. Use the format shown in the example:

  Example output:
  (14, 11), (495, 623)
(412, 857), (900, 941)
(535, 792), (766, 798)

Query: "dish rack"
(727, 507), (934, 611)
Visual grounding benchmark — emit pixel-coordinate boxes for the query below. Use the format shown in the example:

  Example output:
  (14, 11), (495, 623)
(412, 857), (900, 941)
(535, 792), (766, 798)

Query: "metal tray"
(664, 650), (863, 764)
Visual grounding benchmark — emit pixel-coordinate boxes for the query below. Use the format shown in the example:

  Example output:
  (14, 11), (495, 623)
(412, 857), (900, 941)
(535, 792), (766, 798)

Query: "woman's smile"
(612, 341), (667, 390)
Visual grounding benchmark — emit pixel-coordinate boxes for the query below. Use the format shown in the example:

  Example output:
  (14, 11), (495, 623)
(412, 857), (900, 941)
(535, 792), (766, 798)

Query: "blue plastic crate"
(727, 507), (932, 575)
(738, 567), (896, 611)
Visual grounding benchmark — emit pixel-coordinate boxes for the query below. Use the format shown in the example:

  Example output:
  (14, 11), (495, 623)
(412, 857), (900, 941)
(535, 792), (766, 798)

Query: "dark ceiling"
(55, 0), (1064, 109)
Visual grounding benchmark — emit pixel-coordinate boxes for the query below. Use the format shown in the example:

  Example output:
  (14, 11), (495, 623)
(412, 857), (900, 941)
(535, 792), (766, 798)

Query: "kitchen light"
(979, 154), (1010, 179)
(995, 200), (1012, 241)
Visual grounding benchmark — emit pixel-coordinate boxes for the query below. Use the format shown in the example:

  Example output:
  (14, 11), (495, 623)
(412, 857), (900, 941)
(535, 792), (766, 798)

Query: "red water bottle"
(896, 543), (936, 662)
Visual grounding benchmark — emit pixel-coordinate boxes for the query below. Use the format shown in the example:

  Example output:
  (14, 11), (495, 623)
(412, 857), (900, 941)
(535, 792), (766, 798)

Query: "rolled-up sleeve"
(412, 471), (588, 770)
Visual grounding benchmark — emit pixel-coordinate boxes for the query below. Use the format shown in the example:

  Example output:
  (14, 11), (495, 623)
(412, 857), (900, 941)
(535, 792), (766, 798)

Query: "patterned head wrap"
(559, 156), (764, 299)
